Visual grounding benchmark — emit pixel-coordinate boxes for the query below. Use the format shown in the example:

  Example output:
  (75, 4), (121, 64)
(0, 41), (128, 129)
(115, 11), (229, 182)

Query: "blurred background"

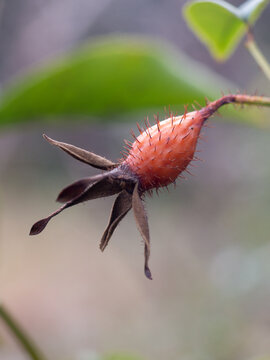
(0, 0), (270, 359)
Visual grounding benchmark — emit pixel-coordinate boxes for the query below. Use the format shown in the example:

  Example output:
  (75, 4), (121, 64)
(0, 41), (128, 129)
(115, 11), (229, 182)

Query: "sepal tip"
(30, 218), (50, 235)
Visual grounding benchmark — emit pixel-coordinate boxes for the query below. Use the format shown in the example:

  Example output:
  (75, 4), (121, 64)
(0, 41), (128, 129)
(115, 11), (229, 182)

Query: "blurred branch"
(0, 304), (47, 360)
(246, 28), (270, 81)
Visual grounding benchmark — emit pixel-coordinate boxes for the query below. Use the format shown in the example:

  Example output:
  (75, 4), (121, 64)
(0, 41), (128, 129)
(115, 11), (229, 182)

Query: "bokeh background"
(0, 1), (270, 359)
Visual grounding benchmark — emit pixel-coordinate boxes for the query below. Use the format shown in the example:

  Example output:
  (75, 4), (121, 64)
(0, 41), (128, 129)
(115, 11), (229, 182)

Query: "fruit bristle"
(182, 105), (188, 120)
(137, 123), (143, 135)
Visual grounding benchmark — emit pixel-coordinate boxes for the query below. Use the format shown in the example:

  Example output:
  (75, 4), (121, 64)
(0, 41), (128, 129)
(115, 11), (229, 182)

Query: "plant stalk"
(0, 304), (47, 360)
(199, 94), (270, 120)
(246, 30), (270, 81)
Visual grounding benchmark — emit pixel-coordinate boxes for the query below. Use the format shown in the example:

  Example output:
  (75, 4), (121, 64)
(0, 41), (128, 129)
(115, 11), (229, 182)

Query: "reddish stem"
(199, 94), (270, 122)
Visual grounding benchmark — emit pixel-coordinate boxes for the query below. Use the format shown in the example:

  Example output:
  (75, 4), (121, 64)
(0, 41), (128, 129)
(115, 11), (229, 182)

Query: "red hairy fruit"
(124, 110), (202, 190)
(30, 94), (270, 279)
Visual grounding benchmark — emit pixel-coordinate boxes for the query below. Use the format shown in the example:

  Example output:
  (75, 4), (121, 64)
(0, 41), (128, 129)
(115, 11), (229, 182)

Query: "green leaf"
(183, 0), (269, 60)
(0, 36), (238, 127)
(183, 0), (245, 60)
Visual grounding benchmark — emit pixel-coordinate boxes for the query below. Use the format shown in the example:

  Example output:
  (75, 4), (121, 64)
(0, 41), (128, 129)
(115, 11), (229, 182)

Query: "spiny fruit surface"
(124, 110), (205, 191)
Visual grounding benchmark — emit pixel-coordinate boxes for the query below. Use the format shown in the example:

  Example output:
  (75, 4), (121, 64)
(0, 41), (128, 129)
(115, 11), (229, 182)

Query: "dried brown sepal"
(75, 176), (122, 203)
(132, 183), (152, 280)
(30, 217), (51, 235)
(57, 175), (105, 203)
(30, 203), (67, 235)
(100, 190), (132, 252)
(43, 134), (117, 170)
(30, 176), (122, 235)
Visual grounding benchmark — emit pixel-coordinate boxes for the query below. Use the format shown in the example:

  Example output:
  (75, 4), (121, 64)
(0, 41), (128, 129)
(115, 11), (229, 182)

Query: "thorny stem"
(0, 304), (47, 360)
(246, 29), (270, 81)
(200, 94), (270, 120)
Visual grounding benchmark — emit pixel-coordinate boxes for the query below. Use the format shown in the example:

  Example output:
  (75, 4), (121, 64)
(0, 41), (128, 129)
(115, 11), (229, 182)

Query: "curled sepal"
(132, 183), (152, 280)
(30, 175), (122, 236)
(100, 190), (132, 252)
(43, 134), (117, 170)
(57, 175), (105, 203)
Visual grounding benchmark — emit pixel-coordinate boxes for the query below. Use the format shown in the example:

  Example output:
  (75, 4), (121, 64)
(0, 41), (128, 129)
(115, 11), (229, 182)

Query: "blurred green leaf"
(183, 0), (269, 60)
(183, 0), (245, 59)
(0, 36), (243, 127)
